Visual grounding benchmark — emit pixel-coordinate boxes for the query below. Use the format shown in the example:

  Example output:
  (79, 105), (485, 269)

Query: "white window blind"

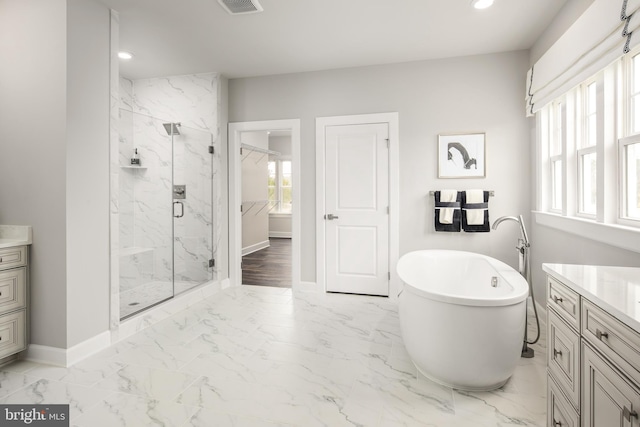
(526, 0), (640, 116)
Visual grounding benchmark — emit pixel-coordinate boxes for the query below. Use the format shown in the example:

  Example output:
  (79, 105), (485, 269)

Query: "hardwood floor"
(242, 238), (291, 288)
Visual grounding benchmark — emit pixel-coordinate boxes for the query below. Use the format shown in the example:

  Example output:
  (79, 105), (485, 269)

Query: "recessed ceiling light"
(472, 0), (494, 9)
(118, 51), (134, 60)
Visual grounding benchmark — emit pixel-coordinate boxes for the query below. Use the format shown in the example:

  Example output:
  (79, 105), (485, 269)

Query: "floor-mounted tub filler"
(397, 249), (529, 391)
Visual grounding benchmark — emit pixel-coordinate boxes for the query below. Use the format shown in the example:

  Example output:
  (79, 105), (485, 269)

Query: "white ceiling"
(98, 0), (568, 80)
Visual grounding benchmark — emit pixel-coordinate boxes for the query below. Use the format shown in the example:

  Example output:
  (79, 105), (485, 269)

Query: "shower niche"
(118, 108), (215, 319)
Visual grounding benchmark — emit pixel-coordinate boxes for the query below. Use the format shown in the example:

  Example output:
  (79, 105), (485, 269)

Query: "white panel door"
(324, 123), (389, 296)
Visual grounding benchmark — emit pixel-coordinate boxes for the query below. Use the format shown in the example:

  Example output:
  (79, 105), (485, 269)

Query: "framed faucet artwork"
(438, 132), (486, 178)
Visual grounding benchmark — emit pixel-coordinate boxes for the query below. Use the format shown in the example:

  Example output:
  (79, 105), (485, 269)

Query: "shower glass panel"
(172, 124), (214, 295)
(119, 110), (174, 319)
(119, 110), (214, 320)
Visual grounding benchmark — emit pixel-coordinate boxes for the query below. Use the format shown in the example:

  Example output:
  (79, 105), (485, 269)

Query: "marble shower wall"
(117, 73), (220, 313)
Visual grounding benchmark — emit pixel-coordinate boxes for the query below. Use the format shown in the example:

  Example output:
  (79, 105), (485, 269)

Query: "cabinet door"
(583, 343), (640, 427)
(548, 374), (579, 427)
(548, 308), (580, 408)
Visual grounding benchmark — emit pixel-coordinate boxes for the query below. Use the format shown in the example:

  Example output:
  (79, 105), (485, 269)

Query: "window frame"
(549, 100), (564, 213)
(268, 158), (292, 215)
(576, 79), (598, 218)
(619, 134), (640, 226)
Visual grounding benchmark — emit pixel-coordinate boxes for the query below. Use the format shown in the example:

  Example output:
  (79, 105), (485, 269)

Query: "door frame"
(315, 113), (400, 298)
(228, 119), (301, 289)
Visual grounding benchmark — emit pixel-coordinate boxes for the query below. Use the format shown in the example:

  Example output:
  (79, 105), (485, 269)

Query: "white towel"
(466, 190), (485, 225)
(439, 190), (458, 224)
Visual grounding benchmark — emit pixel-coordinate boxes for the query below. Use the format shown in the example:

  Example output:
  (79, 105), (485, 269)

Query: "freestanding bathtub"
(397, 250), (529, 391)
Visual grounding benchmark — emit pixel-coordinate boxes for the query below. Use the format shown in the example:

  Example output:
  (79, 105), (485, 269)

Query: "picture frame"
(438, 133), (486, 178)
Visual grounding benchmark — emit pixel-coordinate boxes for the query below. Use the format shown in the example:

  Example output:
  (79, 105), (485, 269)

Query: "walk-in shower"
(118, 110), (215, 319)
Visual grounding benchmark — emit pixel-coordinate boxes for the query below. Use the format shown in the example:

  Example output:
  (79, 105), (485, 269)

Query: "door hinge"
(209, 259), (215, 268)
(208, 146), (214, 154)
(240, 205), (243, 212)
(388, 272), (391, 280)
(387, 206), (390, 215)
(386, 138), (390, 148)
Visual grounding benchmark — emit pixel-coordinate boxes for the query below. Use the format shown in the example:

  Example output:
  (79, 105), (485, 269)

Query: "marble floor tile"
(0, 371), (40, 399)
(95, 365), (198, 400)
(184, 407), (294, 427)
(0, 359), (47, 374)
(23, 359), (127, 387)
(70, 392), (196, 427)
(111, 339), (202, 371)
(0, 378), (113, 420)
(6, 284), (547, 426)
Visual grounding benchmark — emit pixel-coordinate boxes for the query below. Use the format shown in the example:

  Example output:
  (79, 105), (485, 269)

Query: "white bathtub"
(397, 250), (529, 391)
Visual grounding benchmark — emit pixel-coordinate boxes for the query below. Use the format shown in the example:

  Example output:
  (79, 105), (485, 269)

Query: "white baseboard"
(296, 281), (318, 292)
(26, 330), (111, 367)
(221, 277), (232, 289)
(269, 232), (292, 238)
(26, 345), (67, 367)
(242, 240), (270, 256)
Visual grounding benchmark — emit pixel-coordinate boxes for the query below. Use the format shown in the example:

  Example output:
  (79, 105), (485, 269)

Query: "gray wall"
(230, 50), (533, 283)
(241, 132), (269, 252)
(530, 0), (595, 65)
(66, 0), (111, 347)
(0, 0), (111, 349)
(0, 0), (68, 348)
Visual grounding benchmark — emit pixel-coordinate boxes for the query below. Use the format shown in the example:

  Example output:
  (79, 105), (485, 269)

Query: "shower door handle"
(173, 201), (184, 218)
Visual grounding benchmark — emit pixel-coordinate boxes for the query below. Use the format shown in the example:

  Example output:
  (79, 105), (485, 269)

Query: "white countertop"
(0, 225), (32, 249)
(543, 263), (640, 334)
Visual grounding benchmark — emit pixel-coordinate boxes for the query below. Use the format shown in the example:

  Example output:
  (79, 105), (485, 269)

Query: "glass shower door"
(172, 124), (214, 295)
(119, 111), (174, 319)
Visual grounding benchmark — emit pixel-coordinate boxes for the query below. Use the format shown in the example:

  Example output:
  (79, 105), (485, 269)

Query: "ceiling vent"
(217, 0), (263, 15)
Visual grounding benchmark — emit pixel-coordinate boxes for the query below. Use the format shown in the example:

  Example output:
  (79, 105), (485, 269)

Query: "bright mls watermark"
(1, 405), (69, 426)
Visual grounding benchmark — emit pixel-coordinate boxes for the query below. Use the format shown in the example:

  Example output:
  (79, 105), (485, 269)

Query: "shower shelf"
(120, 246), (154, 257)
(120, 165), (147, 170)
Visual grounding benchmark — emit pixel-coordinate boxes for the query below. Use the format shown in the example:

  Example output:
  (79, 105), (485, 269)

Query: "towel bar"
(429, 190), (495, 197)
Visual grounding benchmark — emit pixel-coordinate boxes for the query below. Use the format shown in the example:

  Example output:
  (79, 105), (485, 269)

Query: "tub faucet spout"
(492, 215), (529, 247)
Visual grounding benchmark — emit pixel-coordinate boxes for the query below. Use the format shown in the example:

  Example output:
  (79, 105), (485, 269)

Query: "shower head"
(163, 123), (181, 136)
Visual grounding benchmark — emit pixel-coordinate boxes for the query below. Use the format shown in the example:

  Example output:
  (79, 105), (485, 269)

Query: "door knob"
(324, 214), (339, 220)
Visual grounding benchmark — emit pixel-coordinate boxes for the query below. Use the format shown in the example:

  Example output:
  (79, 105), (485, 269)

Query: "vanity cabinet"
(0, 245), (28, 362)
(545, 266), (640, 427)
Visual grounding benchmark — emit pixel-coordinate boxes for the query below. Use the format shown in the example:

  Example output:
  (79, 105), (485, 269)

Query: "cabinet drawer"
(0, 268), (26, 314)
(547, 276), (580, 331)
(547, 308), (580, 408)
(0, 310), (26, 359)
(582, 298), (640, 385)
(548, 374), (579, 427)
(582, 341), (640, 427)
(0, 246), (27, 271)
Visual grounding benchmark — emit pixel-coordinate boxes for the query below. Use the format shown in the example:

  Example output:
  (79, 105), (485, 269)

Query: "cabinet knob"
(552, 295), (563, 304)
(596, 329), (609, 340)
(553, 420), (562, 426)
(624, 407), (638, 421)
(553, 348), (562, 358)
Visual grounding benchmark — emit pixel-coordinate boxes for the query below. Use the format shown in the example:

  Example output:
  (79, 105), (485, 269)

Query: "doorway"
(228, 120), (301, 289)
